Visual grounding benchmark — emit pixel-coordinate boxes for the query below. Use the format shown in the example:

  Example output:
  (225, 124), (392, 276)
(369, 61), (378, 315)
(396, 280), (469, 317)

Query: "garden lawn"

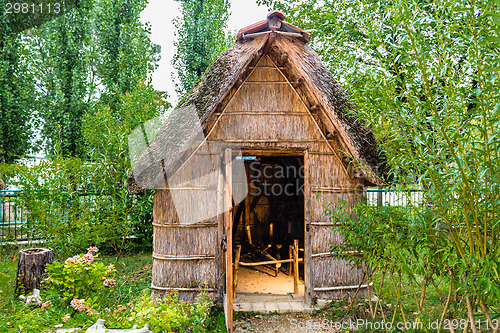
(0, 248), (152, 332)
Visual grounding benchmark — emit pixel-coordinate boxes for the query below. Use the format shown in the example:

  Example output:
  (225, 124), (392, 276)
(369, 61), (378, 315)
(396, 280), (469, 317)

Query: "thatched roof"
(128, 12), (386, 193)
(0, 178), (5, 191)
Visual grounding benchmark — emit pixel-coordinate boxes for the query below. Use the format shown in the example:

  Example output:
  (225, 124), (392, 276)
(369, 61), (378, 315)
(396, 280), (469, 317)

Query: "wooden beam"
(233, 245), (241, 298)
(311, 186), (360, 192)
(210, 139), (325, 144)
(304, 150), (312, 305)
(276, 31), (305, 40)
(243, 81), (289, 84)
(152, 222), (217, 228)
(244, 191), (252, 245)
(277, 52), (288, 67)
(292, 77), (304, 88)
(263, 31), (277, 54)
(238, 258), (303, 266)
(159, 186), (216, 191)
(152, 285), (216, 292)
(311, 250), (362, 258)
(310, 104), (320, 111)
(224, 148), (233, 333)
(314, 282), (373, 292)
(353, 171), (366, 179)
(260, 249), (280, 277)
(221, 111), (308, 116)
(326, 131), (337, 139)
(293, 239), (299, 294)
(153, 254), (215, 261)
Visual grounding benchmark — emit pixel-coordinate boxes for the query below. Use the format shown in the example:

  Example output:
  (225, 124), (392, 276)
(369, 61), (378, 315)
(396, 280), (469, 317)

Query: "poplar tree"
(172, 0), (232, 98)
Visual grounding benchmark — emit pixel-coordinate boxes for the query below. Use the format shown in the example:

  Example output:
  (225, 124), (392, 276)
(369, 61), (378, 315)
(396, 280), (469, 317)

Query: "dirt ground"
(233, 266), (339, 332)
(234, 312), (341, 333)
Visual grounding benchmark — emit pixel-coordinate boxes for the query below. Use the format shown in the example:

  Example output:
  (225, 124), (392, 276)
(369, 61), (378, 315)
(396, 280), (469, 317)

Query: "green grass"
(0, 247), (153, 332)
(313, 271), (465, 333)
(0, 246), (228, 333)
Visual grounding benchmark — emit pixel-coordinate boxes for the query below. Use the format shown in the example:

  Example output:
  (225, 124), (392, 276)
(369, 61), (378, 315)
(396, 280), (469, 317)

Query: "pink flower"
(81, 252), (94, 265)
(70, 298), (90, 312)
(87, 246), (99, 254)
(62, 314), (71, 322)
(105, 307), (111, 312)
(103, 278), (116, 287)
(65, 256), (79, 264)
(114, 305), (127, 314)
(86, 308), (98, 316)
(41, 300), (52, 311)
(107, 264), (115, 272)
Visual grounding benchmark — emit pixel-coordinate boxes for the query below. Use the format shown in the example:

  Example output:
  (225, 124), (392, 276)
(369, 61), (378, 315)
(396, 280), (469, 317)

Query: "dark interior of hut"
(232, 155), (305, 295)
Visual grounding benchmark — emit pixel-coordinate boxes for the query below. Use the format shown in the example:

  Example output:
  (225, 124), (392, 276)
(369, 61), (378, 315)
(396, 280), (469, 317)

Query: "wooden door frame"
(223, 148), (233, 333)
(226, 148), (311, 305)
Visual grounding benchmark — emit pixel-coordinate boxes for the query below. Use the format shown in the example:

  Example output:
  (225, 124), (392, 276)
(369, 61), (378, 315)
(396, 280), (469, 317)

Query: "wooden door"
(223, 148), (233, 333)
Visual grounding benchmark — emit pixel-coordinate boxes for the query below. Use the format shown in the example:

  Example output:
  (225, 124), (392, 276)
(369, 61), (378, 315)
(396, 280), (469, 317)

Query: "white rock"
(84, 319), (152, 333)
(20, 288), (42, 304)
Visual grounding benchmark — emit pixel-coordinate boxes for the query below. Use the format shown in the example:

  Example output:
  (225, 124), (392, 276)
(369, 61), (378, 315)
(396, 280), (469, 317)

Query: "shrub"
(120, 290), (212, 332)
(44, 246), (116, 301)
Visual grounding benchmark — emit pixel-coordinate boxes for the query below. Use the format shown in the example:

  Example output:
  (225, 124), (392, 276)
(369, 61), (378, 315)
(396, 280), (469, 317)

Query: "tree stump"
(15, 248), (53, 296)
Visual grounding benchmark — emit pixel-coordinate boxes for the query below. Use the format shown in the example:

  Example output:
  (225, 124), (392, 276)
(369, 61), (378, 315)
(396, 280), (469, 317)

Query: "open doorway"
(232, 155), (305, 300)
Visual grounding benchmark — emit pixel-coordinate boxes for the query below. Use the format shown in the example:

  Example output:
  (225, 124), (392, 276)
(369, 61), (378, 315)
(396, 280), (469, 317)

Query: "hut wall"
(307, 152), (367, 300)
(152, 149), (222, 301)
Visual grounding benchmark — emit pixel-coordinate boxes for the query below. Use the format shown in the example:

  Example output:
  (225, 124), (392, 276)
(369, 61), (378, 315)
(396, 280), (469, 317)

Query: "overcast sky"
(140, 0), (270, 106)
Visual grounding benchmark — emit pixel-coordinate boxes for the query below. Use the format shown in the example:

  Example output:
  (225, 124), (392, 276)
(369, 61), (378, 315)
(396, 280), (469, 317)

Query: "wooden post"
(223, 149), (233, 333)
(15, 248), (53, 296)
(233, 245), (241, 298)
(304, 150), (312, 305)
(244, 194), (252, 245)
(289, 245), (293, 276)
(293, 239), (299, 294)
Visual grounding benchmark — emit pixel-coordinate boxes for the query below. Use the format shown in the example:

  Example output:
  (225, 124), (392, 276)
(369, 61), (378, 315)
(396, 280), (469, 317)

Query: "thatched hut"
(129, 10), (385, 317)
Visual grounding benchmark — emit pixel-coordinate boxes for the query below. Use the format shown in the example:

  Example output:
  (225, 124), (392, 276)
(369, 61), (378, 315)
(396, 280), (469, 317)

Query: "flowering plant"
(44, 247), (116, 300)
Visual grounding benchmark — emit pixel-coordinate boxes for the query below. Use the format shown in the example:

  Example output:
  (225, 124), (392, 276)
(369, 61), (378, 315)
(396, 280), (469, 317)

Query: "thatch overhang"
(128, 12), (386, 194)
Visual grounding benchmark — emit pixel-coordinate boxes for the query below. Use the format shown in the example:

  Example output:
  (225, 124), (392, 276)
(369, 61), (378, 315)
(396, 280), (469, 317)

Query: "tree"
(22, 0), (160, 158)
(172, 0), (232, 98)
(27, 1), (93, 157)
(0, 1), (37, 163)
(95, 0), (160, 113)
(82, 83), (170, 253)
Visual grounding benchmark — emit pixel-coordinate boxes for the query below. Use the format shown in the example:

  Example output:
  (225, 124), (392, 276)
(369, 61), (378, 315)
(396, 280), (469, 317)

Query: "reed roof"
(128, 13), (386, 193)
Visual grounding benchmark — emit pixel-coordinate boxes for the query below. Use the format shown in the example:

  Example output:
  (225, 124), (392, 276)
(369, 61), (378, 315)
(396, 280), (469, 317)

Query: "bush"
(44, 246), (116, 302)
(122, 290), (212, 332)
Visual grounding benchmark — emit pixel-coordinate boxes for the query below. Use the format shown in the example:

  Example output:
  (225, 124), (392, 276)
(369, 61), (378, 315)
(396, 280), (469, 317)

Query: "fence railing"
(0, 190), (29, 242)
(0, 189), (112, 243)
(366, 189), (424, 207)
(1, 188), (424, 243)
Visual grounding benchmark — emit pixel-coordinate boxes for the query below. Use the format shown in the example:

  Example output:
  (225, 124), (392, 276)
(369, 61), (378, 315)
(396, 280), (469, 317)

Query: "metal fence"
(0, 189), (111, 243)
(366, 189), (424, 207)
(0, 190), (29, 242)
